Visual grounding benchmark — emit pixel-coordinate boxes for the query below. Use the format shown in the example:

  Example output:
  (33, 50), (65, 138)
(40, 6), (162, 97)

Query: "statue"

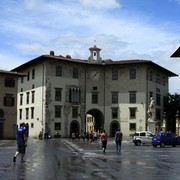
(147, 97), (155, 122)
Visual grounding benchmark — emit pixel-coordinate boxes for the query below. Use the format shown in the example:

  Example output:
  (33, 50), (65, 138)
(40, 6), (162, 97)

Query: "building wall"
(0, 73), (18, 139)
(16, 57), (171, 138)
(17, 63), (46, 138)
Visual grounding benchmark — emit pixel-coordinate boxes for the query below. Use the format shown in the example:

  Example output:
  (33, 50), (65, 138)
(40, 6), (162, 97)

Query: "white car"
(133, 131), (154, 146)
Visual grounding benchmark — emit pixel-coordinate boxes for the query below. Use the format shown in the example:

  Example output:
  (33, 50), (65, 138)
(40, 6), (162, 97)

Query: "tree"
(164, 93), (180, 132)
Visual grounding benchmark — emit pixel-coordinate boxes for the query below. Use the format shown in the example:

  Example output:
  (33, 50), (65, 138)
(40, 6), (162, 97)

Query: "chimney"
(50, 51), (55, 56)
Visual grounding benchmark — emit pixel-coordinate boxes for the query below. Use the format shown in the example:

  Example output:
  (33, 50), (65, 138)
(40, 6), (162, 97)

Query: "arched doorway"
(70, 120), (80, 137)
(86, 109), (104, 133)
(110, 120), (119, 137)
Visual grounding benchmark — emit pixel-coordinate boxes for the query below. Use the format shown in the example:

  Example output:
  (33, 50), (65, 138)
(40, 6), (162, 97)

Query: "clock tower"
(88, 45), (102, 63)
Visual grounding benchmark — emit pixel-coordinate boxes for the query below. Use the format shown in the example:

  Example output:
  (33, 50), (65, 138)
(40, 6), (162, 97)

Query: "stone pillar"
(147, 121), (156, 134)
(161, 112), (167, 132)
(176, 111), (180, 136)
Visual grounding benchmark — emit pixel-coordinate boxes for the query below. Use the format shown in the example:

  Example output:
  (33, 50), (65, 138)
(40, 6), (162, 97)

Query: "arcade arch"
(110, 120), (120, 137)
(86, 109), (104, 133)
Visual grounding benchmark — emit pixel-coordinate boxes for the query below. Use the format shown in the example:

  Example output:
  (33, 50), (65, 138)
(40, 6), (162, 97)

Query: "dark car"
(152, 132), (180, 147)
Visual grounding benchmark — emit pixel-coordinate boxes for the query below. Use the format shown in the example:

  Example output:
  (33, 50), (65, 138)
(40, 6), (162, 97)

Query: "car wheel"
(153, 145), (157, 147)
(136, 140), (141, 146)
(160, 142), (165, 148)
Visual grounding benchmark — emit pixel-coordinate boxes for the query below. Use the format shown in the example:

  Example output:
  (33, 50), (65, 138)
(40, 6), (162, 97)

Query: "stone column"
(161, 112), (167, 132)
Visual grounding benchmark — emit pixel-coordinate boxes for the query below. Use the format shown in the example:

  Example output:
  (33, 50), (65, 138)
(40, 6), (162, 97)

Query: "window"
(27, 72), (30, 81)
(55, 88), (62, 101)
(112, 92), (118, 104)
(26, 92), (29, 104)
(129, 91), (136, 103)
(129, 108), (136, 119)
(31, 123), (34, 128)
(32, 69), (35, 79)
(54, 122), (61, 130)
(92, 93), (98, 104)
(112, 108), (118, 118)
(31, 107), (34, 119)
(73, 68), (78, 78)
(112, 70), (118, 80)
(149, 71), (153, 81)
(156, 74), (160, 84)
(21, 77), (24, 83)
(4, 78), (15, 87)
(140, 132), (146, 136)
(4, 94), (14, 106)
(55, 106), (61, 118)
(26, 108), (29, 119)
(31, 91), (35, 103)
(72, 107), (78, 118)
(20, 94), (23, 105)
(150, 92), (153, 99)
(69, 88), (80, 103)
(19, 109), (22, 120)
(162, 76), (166, 86)
(56, 65), (62, 76)
(129, 123), (136, 131)
(156, 88), (160, 93)
(156, 109), (161, 121)
(130, 69), (136, 79)
(93, 87), (97, 90)
(156, 94), (161, 106)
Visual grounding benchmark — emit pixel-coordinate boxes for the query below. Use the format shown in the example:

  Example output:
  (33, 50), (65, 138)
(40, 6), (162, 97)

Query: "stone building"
(12, 46), (177, 138)
(0, 70), (24, 139)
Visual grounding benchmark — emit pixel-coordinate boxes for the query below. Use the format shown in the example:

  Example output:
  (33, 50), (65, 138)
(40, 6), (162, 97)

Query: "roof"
(171, 47), (180, 58)
(11, 54), (178, 77)
(0, 69), (25, 76)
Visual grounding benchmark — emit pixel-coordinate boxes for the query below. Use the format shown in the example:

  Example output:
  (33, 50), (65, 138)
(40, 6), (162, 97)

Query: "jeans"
(116, 141), (122, 152)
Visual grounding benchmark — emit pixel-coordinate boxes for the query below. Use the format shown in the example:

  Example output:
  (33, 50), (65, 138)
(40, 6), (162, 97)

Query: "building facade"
(12, 46), (177, 138)
(0, 70), (24, 139)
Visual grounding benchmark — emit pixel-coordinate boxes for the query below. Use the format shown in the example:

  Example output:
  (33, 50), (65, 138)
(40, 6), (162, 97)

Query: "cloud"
(1, 0), (180, 93)
(15, 43), (46, 55)
(79, 0), (121, 9)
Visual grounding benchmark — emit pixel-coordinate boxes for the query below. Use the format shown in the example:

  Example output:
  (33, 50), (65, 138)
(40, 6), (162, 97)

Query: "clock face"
(90, 71), (101, 81)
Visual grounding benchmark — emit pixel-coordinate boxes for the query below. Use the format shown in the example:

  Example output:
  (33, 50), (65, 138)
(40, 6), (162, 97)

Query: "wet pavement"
(1, 138), (180, 180)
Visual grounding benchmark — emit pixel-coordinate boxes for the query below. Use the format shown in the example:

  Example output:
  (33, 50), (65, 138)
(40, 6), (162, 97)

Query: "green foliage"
(164, 93), (180, 132)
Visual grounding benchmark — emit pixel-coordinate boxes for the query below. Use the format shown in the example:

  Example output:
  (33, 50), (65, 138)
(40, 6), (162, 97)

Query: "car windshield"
(154, 132), (161, 138)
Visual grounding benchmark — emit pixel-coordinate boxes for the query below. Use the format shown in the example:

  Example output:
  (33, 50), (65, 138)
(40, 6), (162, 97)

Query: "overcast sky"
(0, 0), (180, 93)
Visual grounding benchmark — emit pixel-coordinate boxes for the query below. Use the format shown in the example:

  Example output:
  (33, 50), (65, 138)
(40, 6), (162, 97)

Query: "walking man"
(13, 122), (28, 163)
(115, 129), (123, 152)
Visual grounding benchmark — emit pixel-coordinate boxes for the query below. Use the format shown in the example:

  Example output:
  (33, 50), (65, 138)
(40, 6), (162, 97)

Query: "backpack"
(116, 131), (122, 141)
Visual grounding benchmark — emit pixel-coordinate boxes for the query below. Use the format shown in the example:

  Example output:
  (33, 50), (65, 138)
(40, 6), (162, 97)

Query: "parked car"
(133, 131), (154, 146)
(152, 132), (180, 147)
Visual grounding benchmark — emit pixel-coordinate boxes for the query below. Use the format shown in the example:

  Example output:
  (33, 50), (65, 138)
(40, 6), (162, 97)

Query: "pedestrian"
(93, 130), (97, 142)
(115, 128), (123, 152)
(13, 122), (28, 163)
(101, 130), (107, 153)
(89, 131), (93, 143)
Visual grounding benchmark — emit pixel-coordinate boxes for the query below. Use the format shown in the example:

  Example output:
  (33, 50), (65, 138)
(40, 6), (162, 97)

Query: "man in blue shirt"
(115, 129), (123, 152)
(13, 123), (27, 163)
